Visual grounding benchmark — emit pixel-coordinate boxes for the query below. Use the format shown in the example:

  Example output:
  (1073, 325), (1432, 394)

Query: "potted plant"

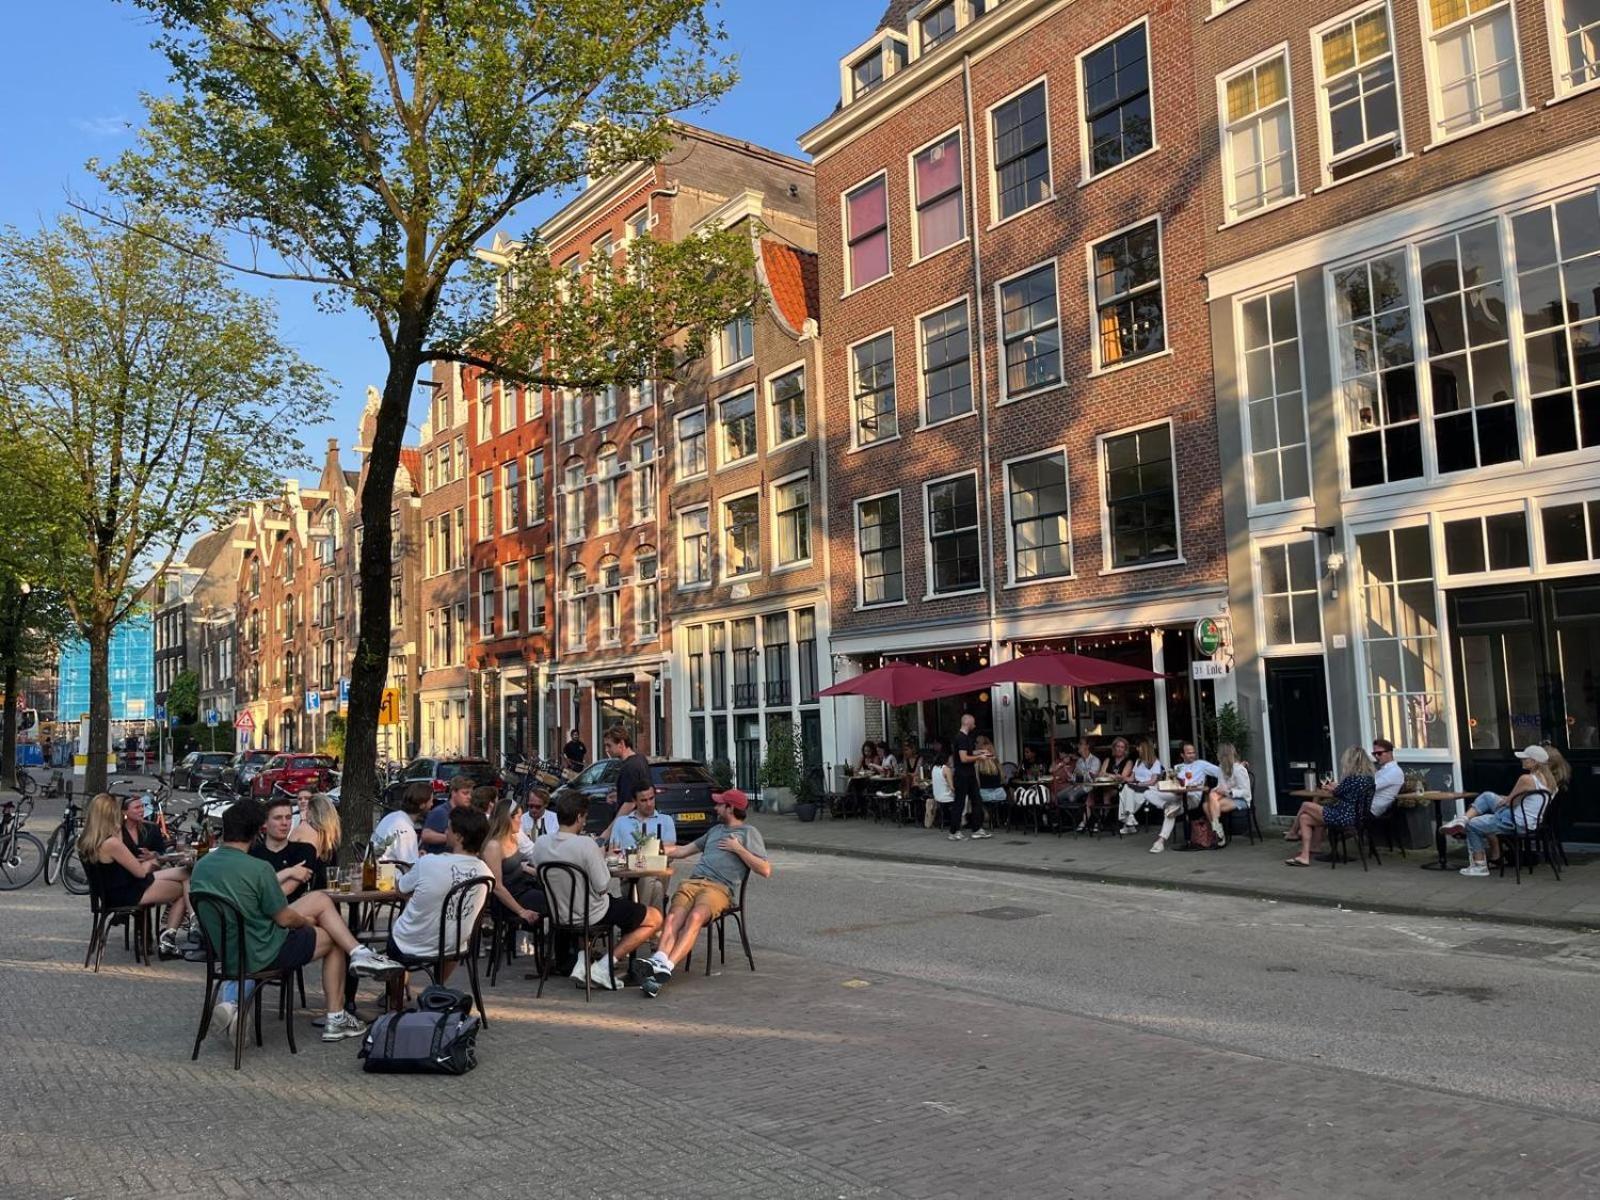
(710, 757), (735, 791)
(793, 770), (821, 823)
(758, 721), (803, 814)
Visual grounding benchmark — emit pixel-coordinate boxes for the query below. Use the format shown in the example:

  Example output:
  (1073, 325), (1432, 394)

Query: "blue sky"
(0, 1), (873, 469)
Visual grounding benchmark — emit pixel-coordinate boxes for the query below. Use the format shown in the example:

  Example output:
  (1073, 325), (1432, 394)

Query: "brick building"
(417, 367), (473, 757)
(1197, 0), (1600, 830)
(800, 0), (1231, 770)
(152, 526), (236, 718)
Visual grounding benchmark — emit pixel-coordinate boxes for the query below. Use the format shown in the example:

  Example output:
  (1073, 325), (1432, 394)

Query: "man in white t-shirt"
(385, 807), (492, 986)
(1151, 743), (1219, 854)
(371, 787), (429, 866)
(1369, 739), (1405, 818)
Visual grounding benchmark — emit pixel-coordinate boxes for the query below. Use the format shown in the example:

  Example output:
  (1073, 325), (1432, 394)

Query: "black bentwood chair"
(533, 862), (615, 1002)
(189, 892), (299, 1071)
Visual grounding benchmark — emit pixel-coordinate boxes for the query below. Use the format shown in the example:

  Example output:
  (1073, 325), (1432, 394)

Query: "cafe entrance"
(1448, 578), (1600, 838)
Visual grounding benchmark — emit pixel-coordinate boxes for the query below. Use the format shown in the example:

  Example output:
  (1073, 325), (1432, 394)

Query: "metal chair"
(534, 862), (615, 1001)
(685, 869), (754, 976)
(1009, 782), (1051, 834)
(1500, 790), (1560, 884)
(1221, 767), (1265, 846)
(189, 891), (299, 1070)
(386, 875), (494, 1022)
(82, 858), (156, 971)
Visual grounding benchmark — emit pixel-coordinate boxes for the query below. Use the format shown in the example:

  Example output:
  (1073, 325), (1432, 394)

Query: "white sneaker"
(209, 1000), (237, 1041)
(568, 950), (590, 981)
(1439, 819), (1468, 836)
(971, 829), (993, 840)
(1459, 864), (1491, 878)
(349, 945), (403, 976)
(1212, 820), (1226, 847)
(1149, 837), (1166, 853)
(947, 831), (966, 841)
(648, 951), (673, 979)
(321, 1011), (369, 1042)
(587, 958), (623, 991)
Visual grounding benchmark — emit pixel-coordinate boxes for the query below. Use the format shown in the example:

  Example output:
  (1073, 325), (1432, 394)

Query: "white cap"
(1517, 745), (1550, 764)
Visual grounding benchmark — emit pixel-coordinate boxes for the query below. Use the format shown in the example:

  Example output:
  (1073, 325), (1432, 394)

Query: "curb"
(762, 835), (1600, 935)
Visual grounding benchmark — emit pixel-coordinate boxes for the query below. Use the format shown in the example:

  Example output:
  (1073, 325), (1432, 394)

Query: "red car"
(251, 754), (337, 799)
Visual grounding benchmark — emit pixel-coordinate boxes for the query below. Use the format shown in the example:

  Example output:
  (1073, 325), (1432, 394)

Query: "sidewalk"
(751, 810), (1600, 931)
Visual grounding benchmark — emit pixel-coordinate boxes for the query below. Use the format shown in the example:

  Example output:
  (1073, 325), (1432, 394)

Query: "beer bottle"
(361, 841), (377, 891)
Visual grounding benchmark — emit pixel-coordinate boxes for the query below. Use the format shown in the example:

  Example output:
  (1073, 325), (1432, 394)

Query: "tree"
(0, 213), (326, 793)
(167, 669), (200, 725)
(100, 1), (759, 850)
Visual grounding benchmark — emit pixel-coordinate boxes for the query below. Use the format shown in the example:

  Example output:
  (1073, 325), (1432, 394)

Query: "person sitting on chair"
(1439, 745), (1555, 878)
(79, 791), (191, 958)
(251, 796), (318, 900)
(605, 784), (676, 911)
(386, 806), (494, 983)
(121, 793), (170, 857)
(1150, 743), (1218, 853)
(1285, 747), (1374, 867)
(1369, 739), (1405, 821)
(1118, 739), (1166, 833)
(639, 788), (771, 998)
(372, 782), (429, 865)
(421, 775), (475, 854)
(533, 792), (663, 992)
(1202, 743), (1252, 846)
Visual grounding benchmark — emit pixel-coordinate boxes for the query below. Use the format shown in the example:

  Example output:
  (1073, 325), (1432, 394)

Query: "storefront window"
(597, 677), (638, 746)
(1357, 526), (1447, 748)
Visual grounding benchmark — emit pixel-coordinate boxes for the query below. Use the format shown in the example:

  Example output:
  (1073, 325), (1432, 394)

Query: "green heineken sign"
(1195, 617), (1226, 656)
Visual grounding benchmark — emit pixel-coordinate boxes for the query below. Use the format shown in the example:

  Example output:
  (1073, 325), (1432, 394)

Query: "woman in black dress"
(77, 791), (191, 955)
(1286, 746), (1375, 866)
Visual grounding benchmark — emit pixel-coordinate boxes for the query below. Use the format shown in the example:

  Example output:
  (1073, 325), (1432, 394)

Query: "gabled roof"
(183, 527), (231, 572)
(761, 240), (820, 333)
(876, 0), (916, 32)
(398, 448), (422, 495)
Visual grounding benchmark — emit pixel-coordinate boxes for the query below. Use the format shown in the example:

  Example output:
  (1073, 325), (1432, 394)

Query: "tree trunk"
(85, 616), (111, 794)
(0, 582), (20, 791)
(341, 311), (427, 855)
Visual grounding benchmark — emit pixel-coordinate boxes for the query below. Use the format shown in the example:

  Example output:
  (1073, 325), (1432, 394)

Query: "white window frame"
(634, 549), (660, 641)
(596, 444), (620, 533)
(1096, 417), (1185, 575)
(1234, 279), (1314, 514)
(1546, 0), (1600, 100)
(631, 432), (657, 522)
(716, 388), (759, 470)
(560, 388), (583, 441)
(719, 486), (763, 583)
(922, 469), (984, 599)
(848, 326), (900, 450)
(841, 169), (893, 295)
(994, 257), (1064, 403)
(907, 126), (967, 263)
(1084, 214), (1170, 375)
(1074, 16), (1158, 187)
(854, 488), (907, 611)
(1439, 500), (1533, 578)
(713, 315), (756, 376)
(1216, 44), (1301, 225)
(502, 561), (522, 634)
(766, 360), (808, 451)
(1534, 488), (1600, 576)
(675, 407), (708, 480)
(501, 459), (521, 534)
(1310, 1), (1408, 188)
(916, 295), (975, 428)
(1251, 534), (1326, 652)
(771, 469), (814, 571)
(986, 75), (1055, 228)
(677, 504), (712, 590)
(500, 381), (518, 434)
(1417, 0), (1526, 146)
(561, 460), (586, 544)
(598, 559), (623, 647)
(526, 449), (546, 526)
(562, 568), (588, 652)
(911, 0), (961, 56)
(1002, 445), (1074, 588)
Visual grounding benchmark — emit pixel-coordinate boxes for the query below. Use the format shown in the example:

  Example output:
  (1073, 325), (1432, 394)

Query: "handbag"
(358, 986), (480, 1075)
(1188, 818), (1217, 849)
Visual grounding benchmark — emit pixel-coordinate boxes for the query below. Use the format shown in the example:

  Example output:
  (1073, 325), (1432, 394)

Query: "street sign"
(155, 701), (167, 722)
(205, 710), (219, 728)
(1191, 661), (1231, 680)
(378, 688), (401, 726)
(234, 710), (256, 732)
(338, 678), (350, 707)
(1194, 617), (1226, 656)
(306, 690), (322, 713)
(169, 715), (179, 728)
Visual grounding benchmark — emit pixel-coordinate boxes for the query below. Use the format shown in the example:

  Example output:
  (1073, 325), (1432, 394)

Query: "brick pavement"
(4, 874), (1600, 1198)
(752, 812), (1600, 932)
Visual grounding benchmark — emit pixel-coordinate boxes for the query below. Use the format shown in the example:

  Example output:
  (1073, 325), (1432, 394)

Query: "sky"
(0, 0), (876, 472)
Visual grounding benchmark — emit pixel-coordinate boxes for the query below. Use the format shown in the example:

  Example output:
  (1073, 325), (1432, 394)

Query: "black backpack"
(358, 985), (480, 1075)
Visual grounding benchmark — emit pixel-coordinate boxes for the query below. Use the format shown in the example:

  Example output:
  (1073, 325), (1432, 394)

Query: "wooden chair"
(189, 891), (299, 1071)
(534, 862), (615, 1001)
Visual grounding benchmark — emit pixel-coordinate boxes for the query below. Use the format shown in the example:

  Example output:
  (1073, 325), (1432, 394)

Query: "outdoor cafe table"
(1289, 788), (1475, 870)
(329, 886), (406, 942)
(609, 862), (673, 913)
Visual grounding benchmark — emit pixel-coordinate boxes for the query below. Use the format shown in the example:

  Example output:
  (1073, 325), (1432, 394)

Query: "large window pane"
(920, 300), (973, 423)
(858, 495), (904, 606)
(1082, 24), (1152, 176)
(992, 83), (1050, 219)
(853, 333), (898, 445)
(914, 133), (965, 256)
(1093, 222), (1165, 367)
(1008, 451), (1071, 581)
(1513, 185), (1600, 456)
(927, 475), (981, 594)
(1223, 52), (1295, 218)
(1000, 264), (1062, 395)
(1103, 424), (1178, 568)
(1240, 285), (1309, 505)
(846, 177), (890, 289)
(1357, 528), (1447, 747)
(1336, 251), (1422, 487)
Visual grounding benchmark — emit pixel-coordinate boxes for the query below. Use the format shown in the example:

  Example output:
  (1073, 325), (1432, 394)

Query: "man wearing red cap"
(639, 787), (771, 997)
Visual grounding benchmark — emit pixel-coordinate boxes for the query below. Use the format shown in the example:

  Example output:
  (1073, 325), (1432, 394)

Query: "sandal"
(1284, 857), (1310, 867)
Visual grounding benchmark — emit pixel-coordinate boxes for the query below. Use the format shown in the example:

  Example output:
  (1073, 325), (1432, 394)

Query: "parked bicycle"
(43, 792), (89, 894)
(0, 796), (45, 889)
(13, 766), (43, 798)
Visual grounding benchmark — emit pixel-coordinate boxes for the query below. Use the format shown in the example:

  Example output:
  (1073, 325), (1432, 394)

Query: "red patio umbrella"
(934, 650), (1163, 693)
(818, 661), (969, 707)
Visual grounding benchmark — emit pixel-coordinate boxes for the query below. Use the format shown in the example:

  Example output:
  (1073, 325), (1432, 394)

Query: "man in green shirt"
(191, 798), (402, 1043)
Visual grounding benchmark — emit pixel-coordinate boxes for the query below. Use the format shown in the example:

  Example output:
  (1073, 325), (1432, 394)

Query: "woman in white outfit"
(1201, 743), (1252, 847)
(1119, 739), (1165, 831)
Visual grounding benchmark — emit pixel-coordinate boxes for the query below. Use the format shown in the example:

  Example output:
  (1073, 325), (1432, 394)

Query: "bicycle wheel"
(62, 846), (89, 895)
(0, 831), (46, 889)
(43, 822), (68, 885)
(18, 772), (39, 798)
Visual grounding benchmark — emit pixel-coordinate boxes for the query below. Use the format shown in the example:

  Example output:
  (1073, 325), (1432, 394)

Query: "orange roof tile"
(398, 448), (422, 494)
(761, 240), (819, 334)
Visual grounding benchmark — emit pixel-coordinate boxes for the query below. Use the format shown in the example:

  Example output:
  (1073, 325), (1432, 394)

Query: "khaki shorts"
(669, 878), (733, 919)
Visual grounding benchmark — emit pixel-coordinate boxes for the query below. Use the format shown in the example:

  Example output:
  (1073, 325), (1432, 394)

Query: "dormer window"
(920, 1), (958, 52)
(844, 32), (909, 104)
(852, 49), (886, 98)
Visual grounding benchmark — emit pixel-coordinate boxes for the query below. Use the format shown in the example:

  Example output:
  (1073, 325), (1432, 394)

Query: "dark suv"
(552, 758), (718, 842)
(382, 756), (500, 810)
(172, 751), (233, 791)
(223, 749), (277, 796)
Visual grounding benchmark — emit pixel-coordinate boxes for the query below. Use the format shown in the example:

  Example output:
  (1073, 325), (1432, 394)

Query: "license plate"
(676, 812), (707, 823)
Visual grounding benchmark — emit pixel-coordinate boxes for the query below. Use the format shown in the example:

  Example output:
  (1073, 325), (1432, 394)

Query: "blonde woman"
(482, 799), (541, 927)
(1286, 746), (1374, 866)
(1440, 745), (1557, 877)
(77, 791), (191, 956)
(1118, 738), (1166, 832)
(1202, 743), (1252, 846)
(289, 792), (341, 891)
(975, 735), (1005, 806)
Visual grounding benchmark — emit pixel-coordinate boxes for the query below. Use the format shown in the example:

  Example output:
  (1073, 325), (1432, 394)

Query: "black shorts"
(269, 925), (317, 972)
(602, 896), (649, 934)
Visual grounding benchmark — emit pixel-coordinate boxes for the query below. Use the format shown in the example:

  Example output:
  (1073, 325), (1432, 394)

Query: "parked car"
(222, 749), (277, 796)
(381, 756), (500, 810)
(172, 750), (234, 791)
(251, 753), (338, 799)
(553, 757), (718, 842)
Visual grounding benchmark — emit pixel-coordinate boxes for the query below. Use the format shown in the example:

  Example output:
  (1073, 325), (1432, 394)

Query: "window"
(477, 377), (494, 441)
(1356, 526), (1446, 748)
(845, 176), (890, 290)
(1102, 423), (1179, 569)
(1007, 451), (1071, 581)
(477, 471), (493, 540)
(454, 436), (466, 477)
(627, 378), (655, 412)
(999, 264), (1061, 397)
(1512, 187), (1600, 455)
(635, 550), (659, 639)
(597, 384), (618, 427)
(528, 557), (548, 629)
(597, 445), (619, 532)
(912, 132), (964, 257)
(719, 391), (757, 465)
(1317, 5), (1402, 181)
(774, 476), (811, 567)
(563, 566), (587, 651)
(438, 440), (453, 484)
(723, 494), (760, 578)
(852, 332), (898, 445)
(527, 450), (546, 523)
(991, 82), (1050, 220)
(1420, 221), (1517, 473)
(769, 366), (806, 446)
(676, 409), (708, 477)
(525, 382), (544, 423)
(453, 508), (466, 568)
(599, 559), (622, 646)
(1554, 0), (1600, 94)
(1259, 540), (1322, 646)
(1239, 285), (1310, 505)
(632, 434), (656, 520)
(1443, 510), (1530, 573)
(502, 460), (521, 532)
(424, 452), (436, 493)
(851, 48), (886, 99)
(1081, 22), (1152, 177)
(1221, 51), (1296, 219)
(503, 562), (522, 633)
(679, 507), (710, 586)
(562, 460), (586, 542)
(763, 613), (792, 706)
(479, 569), (496, 639)
(1542, 498), (1600, 564)
(1092, 221), (1166, 368)
(919, 1), (957, 52)
(283, 542), (296, 582)
(716, 316), (755, 372)
(920, 300), (973, 423)
(857, 493), (904, 606)
(1336, 251), (1422, 487)
(710, 624), (727, 710)
(1424, 0), (1521, 138)
(561, 388), (583, 439)
(501, 383), (518, 433)
(796, 608), (818, 702)
(626, 208), (650, 244)
(927, 474), (981, 594)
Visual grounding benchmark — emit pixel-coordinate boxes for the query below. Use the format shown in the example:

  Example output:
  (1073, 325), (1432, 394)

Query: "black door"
(1449, 579), (1600, 838)
(1264, 657), (1332, 815)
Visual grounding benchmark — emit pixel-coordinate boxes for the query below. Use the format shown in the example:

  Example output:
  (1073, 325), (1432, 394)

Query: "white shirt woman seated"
(1119, 740), (1166, 830)
(1202, 743), (1252, 847)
